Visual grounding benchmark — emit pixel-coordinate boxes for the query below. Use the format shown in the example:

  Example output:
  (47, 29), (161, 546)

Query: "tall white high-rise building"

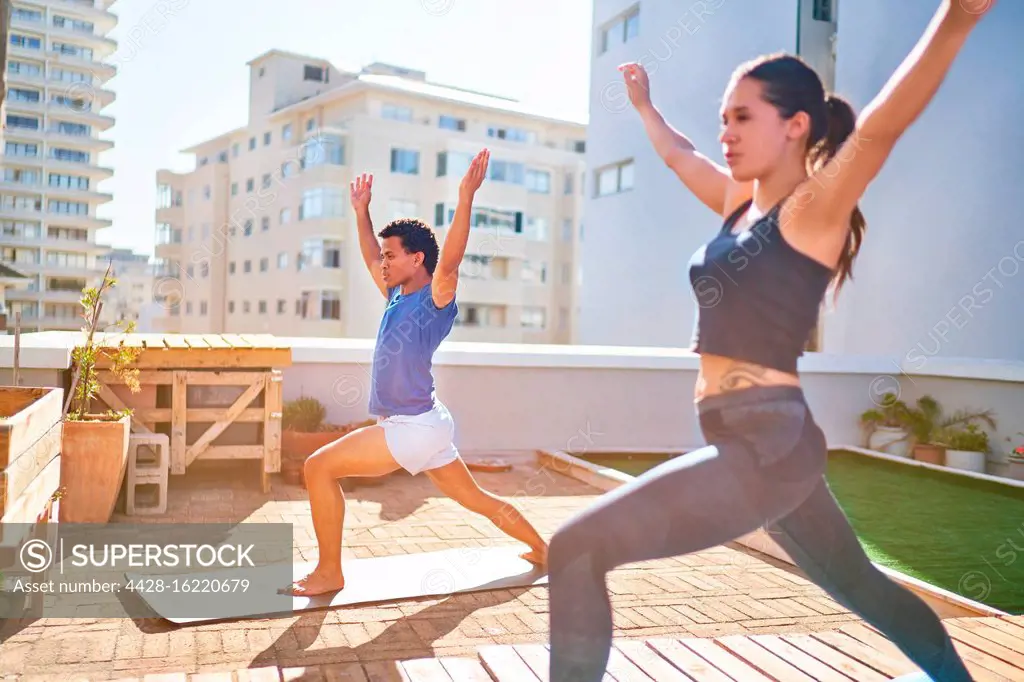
(1, 0), (118, 331)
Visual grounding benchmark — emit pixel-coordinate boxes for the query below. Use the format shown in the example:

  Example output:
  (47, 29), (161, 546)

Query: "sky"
(95, 0), (595, 257)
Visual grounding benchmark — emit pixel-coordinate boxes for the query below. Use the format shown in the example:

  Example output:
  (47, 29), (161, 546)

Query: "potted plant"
(934, 423), (991, 474)
(280, 397), (374, 487)
(59, 265), (142, 523)
(1006, 432), (1024, 481)
(859, 392), (912, 457)
(903, 395), (996, 466)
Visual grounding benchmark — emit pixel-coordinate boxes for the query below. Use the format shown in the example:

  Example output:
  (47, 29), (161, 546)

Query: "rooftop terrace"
(1, 333), (1022, 679)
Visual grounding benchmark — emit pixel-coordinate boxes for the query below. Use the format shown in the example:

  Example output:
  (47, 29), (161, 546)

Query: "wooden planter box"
(0, 386), (64, 618)
(0, 386), (63, 528)
(59, 414), (130, 523)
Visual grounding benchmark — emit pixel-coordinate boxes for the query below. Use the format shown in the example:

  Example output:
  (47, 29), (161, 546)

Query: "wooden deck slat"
(612, 640), (696, 681)
(398, 657), (454, 681)
(460, 616), (1024, 682)
(986, 617), (1024, 638)
(957, 619), (1024, 655)
(843, 623), (1005, 682)
(511, 643), (550, 681)
(781, 633), (890, 682)
(645, 638), (735, 682)
(605, 645), (658, 681)
(715, 635), (818, 682)
(681, 638), (774, 681)
(747, 635), (854, 681)
(436, 658), (494, 682)
(948, 622), (1024, 669)
(478, 644), (541, 681)
(950, 637), (1024, 681)
(812, 631), (918, 678)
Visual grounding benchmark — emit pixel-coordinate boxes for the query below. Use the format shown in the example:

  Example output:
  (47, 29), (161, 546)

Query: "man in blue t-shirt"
(287, 149), (548, 596)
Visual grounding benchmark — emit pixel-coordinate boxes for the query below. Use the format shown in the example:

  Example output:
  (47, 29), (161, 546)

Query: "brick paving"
(0, 457), (863, 679)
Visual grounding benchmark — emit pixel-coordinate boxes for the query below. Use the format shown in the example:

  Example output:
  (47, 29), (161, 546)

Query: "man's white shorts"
(377, 401), (460, 475)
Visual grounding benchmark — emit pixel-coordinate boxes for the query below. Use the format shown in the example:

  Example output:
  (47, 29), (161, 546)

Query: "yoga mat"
(126, 545), (547, 625)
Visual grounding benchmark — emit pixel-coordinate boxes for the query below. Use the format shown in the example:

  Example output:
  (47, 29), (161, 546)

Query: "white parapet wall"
(2, 333), (1023, 468)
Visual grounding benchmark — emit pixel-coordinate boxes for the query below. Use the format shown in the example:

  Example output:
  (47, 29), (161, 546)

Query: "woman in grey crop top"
(546, 3), (996, 681)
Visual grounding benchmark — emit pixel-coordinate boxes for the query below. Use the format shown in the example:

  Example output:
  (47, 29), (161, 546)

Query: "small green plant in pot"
(934, 422), (993, 474)
(859, 392), (912, 457)
(903, 395), (995, 467)
(60, 263), (143, 523)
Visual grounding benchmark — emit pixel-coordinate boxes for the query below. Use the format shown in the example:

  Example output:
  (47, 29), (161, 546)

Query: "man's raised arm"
(350, 173), (388, 298)
(432, 150), (489, 309)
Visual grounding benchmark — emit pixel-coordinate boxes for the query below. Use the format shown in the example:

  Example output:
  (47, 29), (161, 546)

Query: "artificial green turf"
(579, 449), (1024, 613)
(824, 449), (1024, 614)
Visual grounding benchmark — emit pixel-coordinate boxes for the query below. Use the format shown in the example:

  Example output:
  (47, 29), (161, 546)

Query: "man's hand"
(458, 149), (489, 203)
(350, 173), (372, 212)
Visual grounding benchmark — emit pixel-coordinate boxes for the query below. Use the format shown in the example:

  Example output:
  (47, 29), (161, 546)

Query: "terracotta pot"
(59, 414), (130, 523)
(282, 429), (350, 459)
(912, 443), (945, 466)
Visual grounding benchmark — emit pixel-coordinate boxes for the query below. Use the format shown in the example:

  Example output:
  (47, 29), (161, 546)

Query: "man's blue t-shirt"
(368, 281), (458, 417)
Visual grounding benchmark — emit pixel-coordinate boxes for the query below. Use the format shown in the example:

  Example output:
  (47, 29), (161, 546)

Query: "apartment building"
(1, 0), (118, 331)
(153, 51), (587, 344)
(581, 0), (1023, 363)
(103, 247), (155, 329)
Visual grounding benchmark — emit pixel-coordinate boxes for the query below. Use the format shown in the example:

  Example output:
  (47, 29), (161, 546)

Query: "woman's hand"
(947, 0), (996, 23)
(618, 62), (652, 110)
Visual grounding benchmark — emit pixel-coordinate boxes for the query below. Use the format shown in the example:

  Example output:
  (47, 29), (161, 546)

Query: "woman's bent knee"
(550, 517), (610, 575)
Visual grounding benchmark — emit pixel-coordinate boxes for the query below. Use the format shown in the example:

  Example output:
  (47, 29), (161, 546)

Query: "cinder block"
(127, 433), (168, 515)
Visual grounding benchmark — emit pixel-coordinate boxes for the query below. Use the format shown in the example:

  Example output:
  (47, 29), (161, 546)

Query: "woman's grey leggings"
(547, 385), (973, 682)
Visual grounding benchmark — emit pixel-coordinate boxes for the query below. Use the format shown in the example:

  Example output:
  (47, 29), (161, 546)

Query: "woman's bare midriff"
(694, 353), (801, 401)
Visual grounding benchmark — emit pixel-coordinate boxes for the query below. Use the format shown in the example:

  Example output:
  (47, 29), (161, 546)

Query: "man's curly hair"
(378, 218), (440, 275)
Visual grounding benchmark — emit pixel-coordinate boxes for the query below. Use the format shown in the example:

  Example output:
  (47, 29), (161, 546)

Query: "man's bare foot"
(281, 567), (345, 596)
(521, 544), (548, 568)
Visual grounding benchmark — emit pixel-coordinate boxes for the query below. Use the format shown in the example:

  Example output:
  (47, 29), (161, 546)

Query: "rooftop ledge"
(1, 332), (1023, 384)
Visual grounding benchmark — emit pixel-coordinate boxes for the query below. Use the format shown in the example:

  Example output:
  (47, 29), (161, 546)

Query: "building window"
(261, 217), (270, 231)
(439, 115), (466, 131)
(487, 126), (535, 144)
(521, 306), (546, 329)
(595, 160), (634, 196)
(521, 261), (547, 284)
(382, 104), (412, 121)
(526, 169), (551, 193)
(300, 188), (344, 220)
(299, 290), (341, 320)
(300, 239), (342, 269)
(390, 148), (420, 175)
(813, 0), (833, 22)
(278, 252), (288, 269)
(389, 199), (417, 221)
(282, 123), (292, 142)
(304, 65), (325, 82)
(600, 5), (640, 54)
(488, 160), (524, 184)
(304, 134), (344, 166)
(263, 131), (271, 146)
(436, 151), (473, 178)
(258, 301), (267, 314)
